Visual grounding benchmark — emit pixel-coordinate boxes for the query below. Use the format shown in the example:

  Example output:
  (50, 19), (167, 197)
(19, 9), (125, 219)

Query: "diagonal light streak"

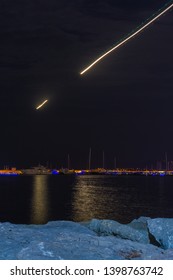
(36, 99), (48, 110)
(80, 2), (173, 75)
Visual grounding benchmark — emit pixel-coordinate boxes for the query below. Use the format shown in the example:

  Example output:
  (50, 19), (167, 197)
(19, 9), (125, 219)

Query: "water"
(0, 174), (173, 224)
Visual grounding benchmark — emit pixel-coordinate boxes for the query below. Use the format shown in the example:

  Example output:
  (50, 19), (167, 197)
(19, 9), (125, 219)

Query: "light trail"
(36, 99), (48, 110)
(80, 2), (173, 75)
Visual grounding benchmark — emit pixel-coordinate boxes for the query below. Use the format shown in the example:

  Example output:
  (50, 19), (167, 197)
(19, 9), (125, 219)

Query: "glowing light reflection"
(31, 175), (49, 224)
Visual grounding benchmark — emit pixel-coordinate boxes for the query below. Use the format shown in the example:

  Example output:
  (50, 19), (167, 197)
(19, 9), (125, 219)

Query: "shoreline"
(0, 217), (173, 260)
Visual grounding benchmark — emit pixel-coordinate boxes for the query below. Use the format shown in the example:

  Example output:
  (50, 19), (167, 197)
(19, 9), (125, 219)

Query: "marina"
(0, 166), (173, 176)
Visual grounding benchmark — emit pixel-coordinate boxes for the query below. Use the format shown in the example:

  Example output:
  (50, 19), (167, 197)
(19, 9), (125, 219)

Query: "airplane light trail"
(36, 99), (48, 110)
(80, 2), (173, 75)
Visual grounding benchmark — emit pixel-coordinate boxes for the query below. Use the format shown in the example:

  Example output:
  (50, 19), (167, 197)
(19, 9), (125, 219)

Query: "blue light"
(52, 170), (59, 175)
(0, 173), (19, 176)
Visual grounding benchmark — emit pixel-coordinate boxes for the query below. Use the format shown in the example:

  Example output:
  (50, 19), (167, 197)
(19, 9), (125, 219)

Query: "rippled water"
(0, 175), (173, 224)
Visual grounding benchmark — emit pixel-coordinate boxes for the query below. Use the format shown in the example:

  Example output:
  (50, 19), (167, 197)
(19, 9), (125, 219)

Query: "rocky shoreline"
(0, 217), (173, 259)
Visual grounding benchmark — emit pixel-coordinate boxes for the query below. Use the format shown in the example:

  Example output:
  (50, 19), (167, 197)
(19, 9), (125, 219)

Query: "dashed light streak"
(36, 99), (48, 110)
(80, 2), (173, 75)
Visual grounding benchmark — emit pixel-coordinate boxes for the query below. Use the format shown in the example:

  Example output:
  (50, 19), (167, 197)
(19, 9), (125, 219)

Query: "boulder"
(87, 219), (150, 244)
(147, 218), (173, 249)
(129, 216), (151, 230)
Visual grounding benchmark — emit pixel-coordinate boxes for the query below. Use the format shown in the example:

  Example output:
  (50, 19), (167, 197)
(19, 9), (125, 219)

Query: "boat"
(21, 165), (51, 175)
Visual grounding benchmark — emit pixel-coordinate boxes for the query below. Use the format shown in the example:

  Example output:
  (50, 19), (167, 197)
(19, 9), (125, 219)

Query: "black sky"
(0, 0), (173, 169)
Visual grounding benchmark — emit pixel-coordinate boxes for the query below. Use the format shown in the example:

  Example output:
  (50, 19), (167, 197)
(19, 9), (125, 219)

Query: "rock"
(129, 216), (151, 231)
(0, 219), (173, 259)
(100, 236), (165, 260)
(147, 218), (173, 249)
(87, 219), (150, 244)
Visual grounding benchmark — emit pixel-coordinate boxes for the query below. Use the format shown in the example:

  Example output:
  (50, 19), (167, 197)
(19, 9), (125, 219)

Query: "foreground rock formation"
(0, 217), (173, 259)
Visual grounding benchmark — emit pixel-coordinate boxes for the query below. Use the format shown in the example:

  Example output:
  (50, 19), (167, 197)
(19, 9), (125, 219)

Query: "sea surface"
(0, 174), (173, 224)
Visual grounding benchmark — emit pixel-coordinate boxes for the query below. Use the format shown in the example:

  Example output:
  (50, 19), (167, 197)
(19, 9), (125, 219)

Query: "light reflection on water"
(29, 174), (173, 224)
(0, 174), (173, 224)
(71, 175), (122, 222)
(30, 175), (49, 224)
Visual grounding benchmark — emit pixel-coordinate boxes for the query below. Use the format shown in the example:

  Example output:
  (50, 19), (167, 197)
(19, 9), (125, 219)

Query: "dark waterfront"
(0, 175), (173, 224)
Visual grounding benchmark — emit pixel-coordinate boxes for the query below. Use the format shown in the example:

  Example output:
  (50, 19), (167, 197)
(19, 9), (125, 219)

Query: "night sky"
(0, 0), (173, 169)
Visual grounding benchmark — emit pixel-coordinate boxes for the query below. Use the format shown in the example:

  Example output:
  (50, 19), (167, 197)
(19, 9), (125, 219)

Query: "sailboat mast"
(103, 150), (105, 169)
(114, 156), (116, 169)
(165, 152), (168, 172)
(89, 148), (91, 170)
(68, 154), (70, 170)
